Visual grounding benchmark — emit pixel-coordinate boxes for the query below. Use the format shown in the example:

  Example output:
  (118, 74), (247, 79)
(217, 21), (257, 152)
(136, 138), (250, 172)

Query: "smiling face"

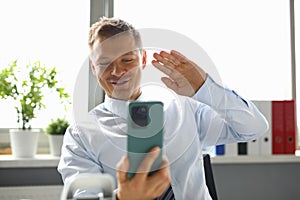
(90, 33), (146, 101)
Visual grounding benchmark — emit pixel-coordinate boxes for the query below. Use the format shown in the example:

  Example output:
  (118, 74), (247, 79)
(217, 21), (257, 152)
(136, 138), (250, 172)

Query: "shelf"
(211, 155), (300, 164)
(0, 154), (60, 168)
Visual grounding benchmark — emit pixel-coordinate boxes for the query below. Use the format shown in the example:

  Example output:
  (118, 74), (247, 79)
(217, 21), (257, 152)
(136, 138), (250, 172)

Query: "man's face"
(90, 34), (146, 101)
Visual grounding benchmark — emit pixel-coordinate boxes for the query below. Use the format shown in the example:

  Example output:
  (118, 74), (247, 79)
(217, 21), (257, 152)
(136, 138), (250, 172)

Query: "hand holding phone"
(127, 101), (164, 178)
(116, 149), (171, 200)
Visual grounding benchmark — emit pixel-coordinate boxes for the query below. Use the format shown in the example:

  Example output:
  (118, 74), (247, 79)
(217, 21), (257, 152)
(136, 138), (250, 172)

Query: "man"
(58, 17), (268, 200)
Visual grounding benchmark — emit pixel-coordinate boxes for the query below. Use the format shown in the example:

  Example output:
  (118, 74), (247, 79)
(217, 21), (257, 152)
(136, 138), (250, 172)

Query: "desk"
(1, 154), (300, 200)
(0, 185), (63, 200)
(0, 155), (62, 186)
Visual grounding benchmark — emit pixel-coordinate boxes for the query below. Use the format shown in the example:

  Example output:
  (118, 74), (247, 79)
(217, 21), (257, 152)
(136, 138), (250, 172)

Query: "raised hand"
(152, 50), (207, 97)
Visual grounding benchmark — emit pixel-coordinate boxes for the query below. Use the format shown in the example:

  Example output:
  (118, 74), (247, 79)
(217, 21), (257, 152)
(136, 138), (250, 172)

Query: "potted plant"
(45, 117), (69, 156)
(0, 60), (70, 157)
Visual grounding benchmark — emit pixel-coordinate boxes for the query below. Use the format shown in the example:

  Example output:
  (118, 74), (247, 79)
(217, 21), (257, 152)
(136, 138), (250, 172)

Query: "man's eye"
(98, 62), (111, 67)
(122, 59), (134, 63)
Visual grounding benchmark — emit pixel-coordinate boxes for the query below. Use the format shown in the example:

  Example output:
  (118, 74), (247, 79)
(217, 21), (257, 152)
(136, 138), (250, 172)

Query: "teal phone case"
(127, 101), (164, 178)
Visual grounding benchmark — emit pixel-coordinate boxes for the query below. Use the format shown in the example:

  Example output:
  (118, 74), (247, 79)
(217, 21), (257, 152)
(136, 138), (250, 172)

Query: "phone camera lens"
(132, 106), (148, 127)
(137, 106), (147, 116)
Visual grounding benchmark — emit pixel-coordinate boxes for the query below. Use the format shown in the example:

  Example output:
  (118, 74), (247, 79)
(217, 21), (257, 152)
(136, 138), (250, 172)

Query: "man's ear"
(89, 57), (97, 75)
(142, 50), (147, 69)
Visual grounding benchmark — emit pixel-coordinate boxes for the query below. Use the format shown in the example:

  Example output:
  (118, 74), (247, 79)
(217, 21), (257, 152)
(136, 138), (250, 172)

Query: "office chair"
(203, 154), (218, 200)
(60, 173), (115, 200)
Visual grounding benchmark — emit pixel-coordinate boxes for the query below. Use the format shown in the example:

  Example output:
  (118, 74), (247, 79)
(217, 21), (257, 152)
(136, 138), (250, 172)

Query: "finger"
(148, 157), (170, 180)
(152, 60), (173, 76)
(116, 156), (130, 183)
(153, 53), (177, 69)
(149, 156), (170, 178)
(159, 51), (181, 66)
(170, 50), (189, 64)
(147, 157), (171, 194)
(134, 147), (161, 180)
(152, 60), (182, 82)
(159, 156), (170, 170)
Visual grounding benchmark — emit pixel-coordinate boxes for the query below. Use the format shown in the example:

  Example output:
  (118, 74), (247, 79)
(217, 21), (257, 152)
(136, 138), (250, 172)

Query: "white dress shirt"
(58, 75), (268, 200)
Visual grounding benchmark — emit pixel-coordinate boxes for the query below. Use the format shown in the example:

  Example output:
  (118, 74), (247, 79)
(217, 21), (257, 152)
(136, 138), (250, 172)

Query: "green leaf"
(0, 60), (71, 129)
(45, 118), (69, 135)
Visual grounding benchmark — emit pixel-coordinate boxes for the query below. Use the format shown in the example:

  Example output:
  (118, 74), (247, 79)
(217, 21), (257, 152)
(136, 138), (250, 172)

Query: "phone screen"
(127, 101), (164, 178)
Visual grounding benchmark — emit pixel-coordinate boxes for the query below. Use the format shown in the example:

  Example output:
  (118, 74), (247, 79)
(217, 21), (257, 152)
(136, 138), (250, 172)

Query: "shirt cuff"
(192, 74), (248, 109)
(192, 74), (221, 105)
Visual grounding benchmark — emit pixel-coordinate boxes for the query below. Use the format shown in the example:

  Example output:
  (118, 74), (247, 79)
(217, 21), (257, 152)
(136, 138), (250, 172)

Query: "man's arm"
(57, 125), (104, 184)
(152, 50), (269, 147)
(193, 75), (269, 147)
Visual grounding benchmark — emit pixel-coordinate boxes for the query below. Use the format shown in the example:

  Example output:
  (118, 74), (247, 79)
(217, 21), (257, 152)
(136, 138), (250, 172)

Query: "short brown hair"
(88, 17), (142, 51)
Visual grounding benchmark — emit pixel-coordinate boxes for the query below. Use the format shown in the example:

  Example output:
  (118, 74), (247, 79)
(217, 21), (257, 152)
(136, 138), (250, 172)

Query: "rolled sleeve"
(192, 74), (269, 146)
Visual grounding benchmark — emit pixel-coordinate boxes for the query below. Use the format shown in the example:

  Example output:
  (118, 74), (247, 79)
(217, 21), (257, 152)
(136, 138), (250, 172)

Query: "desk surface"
(0, 185), (63, 200)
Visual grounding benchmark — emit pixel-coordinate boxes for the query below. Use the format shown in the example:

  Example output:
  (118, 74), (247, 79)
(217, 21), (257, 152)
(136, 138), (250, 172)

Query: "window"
(114, 0), (297, 145)
(0, 0), (90, 128)
(114, 0), (300, 146)
(114, 0), (291, 100)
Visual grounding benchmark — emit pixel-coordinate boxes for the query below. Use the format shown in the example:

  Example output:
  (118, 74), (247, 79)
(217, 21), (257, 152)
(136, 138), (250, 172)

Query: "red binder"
(283, 100), (296, 154)
(272, 101), (285, 154)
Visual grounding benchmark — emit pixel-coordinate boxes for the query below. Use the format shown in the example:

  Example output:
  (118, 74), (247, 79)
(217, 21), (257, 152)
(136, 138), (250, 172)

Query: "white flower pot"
(9, 129), (40, 158)
(48, 135), (64, 156)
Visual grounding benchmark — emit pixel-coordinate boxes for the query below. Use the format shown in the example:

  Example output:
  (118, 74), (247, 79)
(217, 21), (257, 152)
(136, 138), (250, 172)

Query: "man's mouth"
(110, 79), (130, 86)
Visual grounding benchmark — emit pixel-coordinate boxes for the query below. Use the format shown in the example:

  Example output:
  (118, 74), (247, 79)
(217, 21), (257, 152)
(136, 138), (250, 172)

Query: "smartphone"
(127, 101), (164, 178)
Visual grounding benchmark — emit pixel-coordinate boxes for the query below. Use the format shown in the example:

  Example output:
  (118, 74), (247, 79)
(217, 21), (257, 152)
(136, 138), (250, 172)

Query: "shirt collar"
(102, 84), (175, 118)
(103, 93), (145, 119)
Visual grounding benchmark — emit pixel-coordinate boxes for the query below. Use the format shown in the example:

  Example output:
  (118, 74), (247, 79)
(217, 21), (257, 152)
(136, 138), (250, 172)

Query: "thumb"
(117, 156), (129, 183)
(161, 77), (178, 91)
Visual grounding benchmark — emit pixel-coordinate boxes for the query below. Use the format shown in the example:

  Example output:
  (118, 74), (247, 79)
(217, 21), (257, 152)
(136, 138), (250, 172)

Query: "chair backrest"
(60, 173), (115, 200)
(203, 154), (218, 200)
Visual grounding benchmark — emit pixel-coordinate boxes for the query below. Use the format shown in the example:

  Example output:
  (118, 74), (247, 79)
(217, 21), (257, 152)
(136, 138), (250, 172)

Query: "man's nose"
(110, 62), (126, 77)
